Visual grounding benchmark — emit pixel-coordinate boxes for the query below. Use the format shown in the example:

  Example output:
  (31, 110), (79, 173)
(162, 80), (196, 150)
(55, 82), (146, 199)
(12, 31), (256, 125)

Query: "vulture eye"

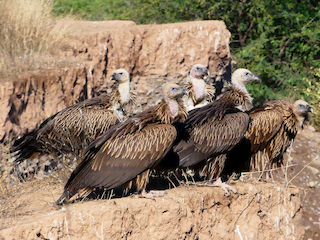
(170, 87), (177, 91)
(298, 104), (305, 110)
(119, 72), (124, 76)
(245, 72), (250, 76)
(196, 67), (200, 71)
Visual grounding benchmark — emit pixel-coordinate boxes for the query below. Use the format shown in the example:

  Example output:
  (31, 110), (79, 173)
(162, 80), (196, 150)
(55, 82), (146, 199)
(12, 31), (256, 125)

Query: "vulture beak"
(203, 68), (209, 76)
(253, 75), (262, 83)
(110, 73), (116, 81)
(182, 88), (188, 96)
(308, 106), (314, 113)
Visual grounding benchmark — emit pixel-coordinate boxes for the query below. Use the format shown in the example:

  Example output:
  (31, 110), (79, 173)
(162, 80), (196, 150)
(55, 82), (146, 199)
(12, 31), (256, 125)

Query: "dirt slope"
(0, 180), (304, 240)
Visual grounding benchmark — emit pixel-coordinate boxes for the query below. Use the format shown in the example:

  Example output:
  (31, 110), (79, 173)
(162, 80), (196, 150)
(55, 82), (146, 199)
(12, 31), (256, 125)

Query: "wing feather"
(65, 124), (177, 196)
(246, 106), (284, 152)
(177, 112), (249, 167)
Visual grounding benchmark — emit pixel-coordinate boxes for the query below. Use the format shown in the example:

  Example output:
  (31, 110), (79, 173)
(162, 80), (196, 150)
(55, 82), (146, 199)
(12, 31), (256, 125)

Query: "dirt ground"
(0, 176), (305, 240)
(281, 128), (320, 239)
(0, 20), (319, 239)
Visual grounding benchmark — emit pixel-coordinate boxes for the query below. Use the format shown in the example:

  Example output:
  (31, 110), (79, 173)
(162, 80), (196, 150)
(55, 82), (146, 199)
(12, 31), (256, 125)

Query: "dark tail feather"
(56, 191), (69, 205)
(10, 132), (43, 163)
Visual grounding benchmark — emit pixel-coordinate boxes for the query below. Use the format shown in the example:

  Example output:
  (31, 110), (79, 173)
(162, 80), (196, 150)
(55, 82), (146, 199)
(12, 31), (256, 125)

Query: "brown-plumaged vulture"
(174, 68), (261, 195)
(225, 99), (313, 180)
(10, 69), (135, 162)
(184, 64), (215, 111)
(56, 83), (188, 204)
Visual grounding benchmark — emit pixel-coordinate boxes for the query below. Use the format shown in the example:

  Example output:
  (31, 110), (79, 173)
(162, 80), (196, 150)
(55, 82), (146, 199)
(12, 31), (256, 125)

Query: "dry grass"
(0, 168), (68, 227)
(0, 0), (72, 78)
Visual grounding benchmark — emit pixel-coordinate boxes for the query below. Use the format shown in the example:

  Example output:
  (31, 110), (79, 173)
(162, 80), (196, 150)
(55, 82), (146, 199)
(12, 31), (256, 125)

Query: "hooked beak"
(182, 88), (188, 96)
(308, 106), (314, 113)
(203, 68), (209, 76)
(110, 73), (116, 81)
(253, 74), (262, 83)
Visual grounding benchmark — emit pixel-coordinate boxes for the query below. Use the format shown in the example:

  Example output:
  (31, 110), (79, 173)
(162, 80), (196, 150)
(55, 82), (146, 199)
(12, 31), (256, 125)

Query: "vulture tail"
(10, 131), (43, 163)
(56, 191), (69, 205)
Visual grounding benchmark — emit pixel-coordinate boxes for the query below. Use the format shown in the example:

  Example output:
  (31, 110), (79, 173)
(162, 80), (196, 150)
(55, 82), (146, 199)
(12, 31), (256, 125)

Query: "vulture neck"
(157, 99), (187, 124)
(293, 108), (309, 129)
(118, 81), (130, 105)
(190, 76), (206, 101)
(232, 81), (249, 95)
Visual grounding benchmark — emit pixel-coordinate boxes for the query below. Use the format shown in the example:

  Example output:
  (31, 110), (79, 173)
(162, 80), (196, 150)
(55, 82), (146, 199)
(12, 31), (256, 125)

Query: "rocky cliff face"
(0, 20), (231, 142)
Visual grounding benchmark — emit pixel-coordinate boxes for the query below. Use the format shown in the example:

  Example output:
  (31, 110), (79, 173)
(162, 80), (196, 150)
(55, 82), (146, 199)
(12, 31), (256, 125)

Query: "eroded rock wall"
(0, 20), (231, 142)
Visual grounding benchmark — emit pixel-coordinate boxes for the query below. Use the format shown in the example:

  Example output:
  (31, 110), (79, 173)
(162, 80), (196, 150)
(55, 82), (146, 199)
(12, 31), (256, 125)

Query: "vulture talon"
(206, 177), (238, 197)
(137, 189), (167, 200)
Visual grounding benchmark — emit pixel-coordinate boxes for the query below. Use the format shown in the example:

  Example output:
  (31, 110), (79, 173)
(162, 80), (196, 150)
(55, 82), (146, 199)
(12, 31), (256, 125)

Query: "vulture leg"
(137, 189), (167, 200)
(206, 177), (238, 197)
(134, 170), (168, 200)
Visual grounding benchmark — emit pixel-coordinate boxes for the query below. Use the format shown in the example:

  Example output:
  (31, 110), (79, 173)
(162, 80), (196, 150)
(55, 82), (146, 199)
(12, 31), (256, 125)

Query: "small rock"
(307, 166), (319, 174)
(26, 166), (35, 174)
(308, 125), (316, 132)
(308, 181), (316, 188)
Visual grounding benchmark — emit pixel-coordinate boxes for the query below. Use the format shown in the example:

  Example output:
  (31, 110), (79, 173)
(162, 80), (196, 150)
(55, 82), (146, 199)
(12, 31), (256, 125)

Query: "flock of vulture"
(10, 65), (313, 204)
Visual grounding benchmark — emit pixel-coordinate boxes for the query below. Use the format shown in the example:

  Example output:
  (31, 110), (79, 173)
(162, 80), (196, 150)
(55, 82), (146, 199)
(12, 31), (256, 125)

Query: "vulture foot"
(138, 189), (168, 200)
(206, 177), (238, 197)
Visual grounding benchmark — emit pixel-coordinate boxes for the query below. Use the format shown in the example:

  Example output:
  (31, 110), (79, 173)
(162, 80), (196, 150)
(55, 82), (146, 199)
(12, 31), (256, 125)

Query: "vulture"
(56, 83), (188, 204)
(225, 99), (313, 180)
(10, 69), (135, 162)
(174, 68), (261, 195)
(184, 64), (215, 111)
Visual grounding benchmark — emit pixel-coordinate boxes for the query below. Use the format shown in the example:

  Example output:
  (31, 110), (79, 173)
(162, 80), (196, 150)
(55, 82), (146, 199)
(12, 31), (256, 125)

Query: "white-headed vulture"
(184, 64), (215, 111)
(10, 69), (135, 162)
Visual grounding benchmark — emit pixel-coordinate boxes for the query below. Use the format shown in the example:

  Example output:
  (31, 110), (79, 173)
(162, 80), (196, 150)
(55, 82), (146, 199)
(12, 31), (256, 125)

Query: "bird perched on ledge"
(10, 69), (135, 162)
(225, 99), (313, 180)
(184, 64), (215, 111)
(56, 83), (188, 204)
(174, 68), (261, 195)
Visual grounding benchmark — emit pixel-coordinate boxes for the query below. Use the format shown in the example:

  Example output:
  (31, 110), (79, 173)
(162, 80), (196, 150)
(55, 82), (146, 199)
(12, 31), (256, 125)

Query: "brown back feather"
(11, 90), (130, 161)
(59, 99), (187, 202)
(176, 87), (251, 169)
(245, 100), (300, 172)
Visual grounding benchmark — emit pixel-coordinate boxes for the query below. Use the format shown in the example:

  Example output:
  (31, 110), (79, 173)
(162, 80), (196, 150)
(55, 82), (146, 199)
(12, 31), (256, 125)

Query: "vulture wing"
(245, 105), (284, 153)
(176, 103), (250, 168)
(63, 121), (177, 198)
(11, 94), (119, 161)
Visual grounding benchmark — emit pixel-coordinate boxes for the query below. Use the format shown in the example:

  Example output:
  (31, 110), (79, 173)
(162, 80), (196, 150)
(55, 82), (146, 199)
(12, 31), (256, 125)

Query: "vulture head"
(162, 83), (188, 120)
(163, 83), (188, 101)
(110, 69), (130, 84)
(293, 100), (313, 127)
(190, 64), (209, 80)
(232, 68), (261, 92)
